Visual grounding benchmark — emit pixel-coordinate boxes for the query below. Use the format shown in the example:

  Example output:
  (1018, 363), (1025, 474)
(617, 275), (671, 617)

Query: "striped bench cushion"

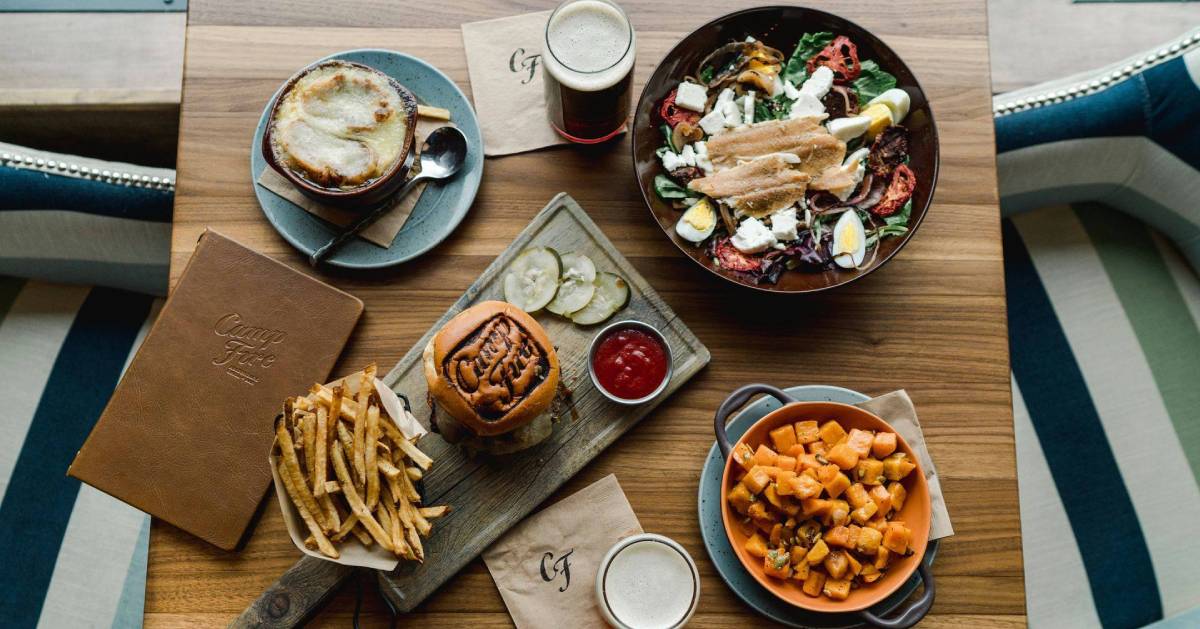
(0, 142), (174, 297)
(0, 276), (161, 628)
(997, 27), (1200, 629)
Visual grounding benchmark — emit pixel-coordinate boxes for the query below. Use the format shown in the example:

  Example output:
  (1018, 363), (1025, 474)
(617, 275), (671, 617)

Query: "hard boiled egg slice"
(861, 103), (894, 139)
(831, 209), (867, 269)
(866, 88), (910, 124)
(675, 198), (718, 244)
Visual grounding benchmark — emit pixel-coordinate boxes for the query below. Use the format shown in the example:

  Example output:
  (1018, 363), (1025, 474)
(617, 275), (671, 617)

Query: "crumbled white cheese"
(698, 109), (726, 136)
(679, 144), (697, 167)
(788, 93), (825, 119)
(800, 66), (834, 99)
(674, 81), (708, 113)
(693, 141), (714, 174)
(721, 98), (742, 127)
(660, 150), (683, 172)
(782, 79), (803, 100)
(771, 75), (785, 98)
(742, 91), (755, 125)
(731, 217), (777, 254)
(716, 88), (737, 106)
(770, 208), (800, 242)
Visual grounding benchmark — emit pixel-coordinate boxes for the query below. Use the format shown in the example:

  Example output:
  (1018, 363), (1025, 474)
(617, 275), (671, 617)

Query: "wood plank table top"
(154, 1), (1023, 626)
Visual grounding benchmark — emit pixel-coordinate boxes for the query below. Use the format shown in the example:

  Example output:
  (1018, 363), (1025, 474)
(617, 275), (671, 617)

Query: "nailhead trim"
(0, 151), (174, 190)
(994, 32), (1200, 117)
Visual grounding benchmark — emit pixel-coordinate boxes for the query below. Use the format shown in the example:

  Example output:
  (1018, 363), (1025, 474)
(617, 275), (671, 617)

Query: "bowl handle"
(857, 562), (936, 629)
(713, 384), (797, 458)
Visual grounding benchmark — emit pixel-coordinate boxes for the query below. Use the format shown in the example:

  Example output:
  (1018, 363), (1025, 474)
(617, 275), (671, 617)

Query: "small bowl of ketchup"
(587, 320), (673, 405)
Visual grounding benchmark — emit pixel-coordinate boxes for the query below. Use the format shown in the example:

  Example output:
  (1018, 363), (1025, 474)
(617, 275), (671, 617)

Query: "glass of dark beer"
(542, 0), (636, 143)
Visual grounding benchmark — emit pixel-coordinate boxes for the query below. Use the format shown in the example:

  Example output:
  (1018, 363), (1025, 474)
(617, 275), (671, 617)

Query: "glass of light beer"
(542, 0), (636, 143)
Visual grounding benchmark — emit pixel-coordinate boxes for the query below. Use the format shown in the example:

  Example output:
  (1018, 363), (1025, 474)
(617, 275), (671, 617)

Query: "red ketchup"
(592, 327), (669, 400)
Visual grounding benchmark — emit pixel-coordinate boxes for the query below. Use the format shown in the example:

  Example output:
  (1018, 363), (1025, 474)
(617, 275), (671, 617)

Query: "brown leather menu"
(69, 230), (363, 550)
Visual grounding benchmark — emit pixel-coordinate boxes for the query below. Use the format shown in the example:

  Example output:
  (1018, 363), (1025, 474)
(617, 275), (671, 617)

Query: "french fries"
(273, 365), (449, 561)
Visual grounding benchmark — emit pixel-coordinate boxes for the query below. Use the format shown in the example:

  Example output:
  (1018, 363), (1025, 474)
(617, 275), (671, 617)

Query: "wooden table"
(152, 0), (1023, 626)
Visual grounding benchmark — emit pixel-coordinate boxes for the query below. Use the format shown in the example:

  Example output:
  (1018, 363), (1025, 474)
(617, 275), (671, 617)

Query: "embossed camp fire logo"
(444, 315), (548, 419)
(212, 313), (286, 386)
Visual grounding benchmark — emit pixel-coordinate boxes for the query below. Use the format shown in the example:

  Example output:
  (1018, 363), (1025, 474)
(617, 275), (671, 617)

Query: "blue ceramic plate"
(698, 384), (939, 628)
(250, 49), (484, 269)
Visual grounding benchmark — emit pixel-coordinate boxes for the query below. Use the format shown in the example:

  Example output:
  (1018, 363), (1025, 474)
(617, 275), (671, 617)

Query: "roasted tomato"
(713, 238), (762, 272)
(871, 164), (916, 217)
(669, 166), (704, 184)
(659, 89), (702, 127)
(807, 36), (861, 83)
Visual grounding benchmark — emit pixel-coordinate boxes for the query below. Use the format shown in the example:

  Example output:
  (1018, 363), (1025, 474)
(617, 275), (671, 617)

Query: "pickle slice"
(569, 272), (630, 325)
(546, 252), (598, 316)
(503, 247), (561, 312)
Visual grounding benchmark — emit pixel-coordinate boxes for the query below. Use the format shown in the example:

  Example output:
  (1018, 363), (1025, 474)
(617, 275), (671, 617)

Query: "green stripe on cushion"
(1003, 218), (1163, 627)
(1076, 202), (1200, 486)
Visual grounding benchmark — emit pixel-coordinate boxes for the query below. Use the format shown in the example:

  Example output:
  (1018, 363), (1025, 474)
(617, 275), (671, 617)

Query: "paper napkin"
(483, 475), (643, 628)
(256, 117), (446, 248)
(461, 11), (569, 156)
(856, 390), (954, 539)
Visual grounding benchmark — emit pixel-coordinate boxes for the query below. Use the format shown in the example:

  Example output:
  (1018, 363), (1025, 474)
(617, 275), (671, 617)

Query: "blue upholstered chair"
(994, 28), (1200, 629)
(0, 142), (172, 628)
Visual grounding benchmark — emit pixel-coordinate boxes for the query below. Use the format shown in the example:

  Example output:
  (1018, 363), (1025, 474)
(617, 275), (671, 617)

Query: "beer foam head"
(544, 0), (635, 92)
(602, 540), (696, 628)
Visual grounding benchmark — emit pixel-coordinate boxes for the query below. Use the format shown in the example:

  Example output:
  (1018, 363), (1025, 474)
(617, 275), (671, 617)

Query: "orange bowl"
(718, 393), (931, 613)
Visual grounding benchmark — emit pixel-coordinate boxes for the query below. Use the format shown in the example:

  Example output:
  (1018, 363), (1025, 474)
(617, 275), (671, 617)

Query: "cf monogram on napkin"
(461, 11), (570, 156)
(484, 475), (643, 628)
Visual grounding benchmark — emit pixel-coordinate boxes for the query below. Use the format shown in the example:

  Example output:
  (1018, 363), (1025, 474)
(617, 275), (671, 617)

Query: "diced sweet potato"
(733, 443), (756, 470)
(819, 420), (847, 446)
(826, 500), (850, 527)
(869, 485), (893, 514)
(786, 444), (808, 458)
(797, 453), (821, 471)
(751, 444), (779, 468)
(867, 516), (889, 532)
(875, 546), (891, 569)
(823, 472), (851, 499)
(823, 577), (852, 600)
(883, 452), (917, 481)
(816, 464), (841, 485)
(845, 551), (863, 578)
(770, 424), (798, 453)
(888, 482), (908, 512)
(845, 483), (871, 509)
(826, 442), (860, 470)
(883, 522), (912, 554)
(805, 538), (830, 564)
(792, 555), (811, 580)
(801, 498), (833, 518)
(776, 454), (797, 473)
(802, 570), (826, 597)
(872, 432), (897, 458)
(778, 496), (801, 517)
(789, 474), (824, 499)
(846, 429), (875, 457)
(824, 525), (852, 549)
(745, 532), (768, 557)
(794, 420), (820, 444)
(857, 526), (883, 555)
(763, 548), (792, 579)
(861, 564), (881, 583)
(775, 470), (798, 495)
(855, 458), (885, 485)
(744, 466), (772, 494)
(796, 519), (822, 546)
(790, 545), (808, 566)
(851, 501), (879, 525)
(747, 501), (770, 522)
(727, 482), (754, 514)
(769, 523), (787, 547)
(808, 441), (828, 456)
(763, 483), (784, 509)
(823, 550), (849, 579)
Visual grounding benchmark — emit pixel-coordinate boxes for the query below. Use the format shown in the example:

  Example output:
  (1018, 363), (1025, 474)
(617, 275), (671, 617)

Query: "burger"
(423, 301), (560, 455)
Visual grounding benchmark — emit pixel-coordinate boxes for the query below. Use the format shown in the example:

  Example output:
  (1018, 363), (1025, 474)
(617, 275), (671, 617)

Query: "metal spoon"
(309, 125), (469, 267)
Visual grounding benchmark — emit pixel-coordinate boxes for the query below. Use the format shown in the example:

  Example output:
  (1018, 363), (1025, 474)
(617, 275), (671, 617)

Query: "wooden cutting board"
(234, 192), (709, 626)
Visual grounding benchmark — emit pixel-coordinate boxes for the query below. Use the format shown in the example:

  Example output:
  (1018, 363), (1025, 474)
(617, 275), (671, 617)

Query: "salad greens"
(782, 31), (833, 85)
(754, 93), (792, 122)
(851, 60), (897, 103)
